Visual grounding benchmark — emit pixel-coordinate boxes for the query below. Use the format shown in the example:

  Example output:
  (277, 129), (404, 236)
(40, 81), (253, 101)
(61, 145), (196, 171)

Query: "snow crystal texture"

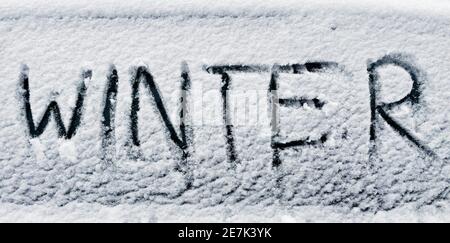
(0, 0), (449, 219)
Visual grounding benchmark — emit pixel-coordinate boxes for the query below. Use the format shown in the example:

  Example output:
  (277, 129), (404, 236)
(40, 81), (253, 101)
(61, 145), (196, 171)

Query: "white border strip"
(0, 0), (449, 20)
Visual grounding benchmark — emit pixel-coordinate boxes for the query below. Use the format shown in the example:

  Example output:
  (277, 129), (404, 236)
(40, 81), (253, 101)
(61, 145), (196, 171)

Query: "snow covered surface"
(0, 0), (449, 222)
(1, 202), (450, 223)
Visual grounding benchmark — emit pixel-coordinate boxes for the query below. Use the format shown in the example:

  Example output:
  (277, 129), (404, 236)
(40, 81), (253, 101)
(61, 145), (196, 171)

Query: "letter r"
(368, 53), (436, 159)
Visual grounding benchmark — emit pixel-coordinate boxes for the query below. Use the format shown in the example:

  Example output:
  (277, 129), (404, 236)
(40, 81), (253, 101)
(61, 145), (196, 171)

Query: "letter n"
(128, 64), (193, 172)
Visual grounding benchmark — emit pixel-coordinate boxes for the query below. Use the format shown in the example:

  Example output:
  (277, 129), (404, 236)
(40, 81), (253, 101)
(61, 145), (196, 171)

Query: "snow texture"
(0, 0), (449, 222)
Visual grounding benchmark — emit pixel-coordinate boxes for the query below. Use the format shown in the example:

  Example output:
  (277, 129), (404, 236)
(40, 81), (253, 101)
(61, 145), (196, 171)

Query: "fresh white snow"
(0, 0), (449, 222)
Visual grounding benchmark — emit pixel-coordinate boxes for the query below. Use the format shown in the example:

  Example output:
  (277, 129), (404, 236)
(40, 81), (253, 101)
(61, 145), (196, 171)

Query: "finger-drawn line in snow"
(368, 53), (437, 160)
(126, 64), (194, 187)
(101, 65), (118, 165)
(205, 62), (337, 166)
(17, 54), (437, 170)
(19, 65), (91, 139)
(267, 63), (334, 167)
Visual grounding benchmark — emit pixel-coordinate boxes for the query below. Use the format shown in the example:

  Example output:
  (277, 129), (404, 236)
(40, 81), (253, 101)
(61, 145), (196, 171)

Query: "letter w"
(19, 65), (91, 139)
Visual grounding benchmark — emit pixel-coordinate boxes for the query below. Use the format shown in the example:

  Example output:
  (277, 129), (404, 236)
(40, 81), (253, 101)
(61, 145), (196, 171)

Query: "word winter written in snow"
(17, 53), (437, 167)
